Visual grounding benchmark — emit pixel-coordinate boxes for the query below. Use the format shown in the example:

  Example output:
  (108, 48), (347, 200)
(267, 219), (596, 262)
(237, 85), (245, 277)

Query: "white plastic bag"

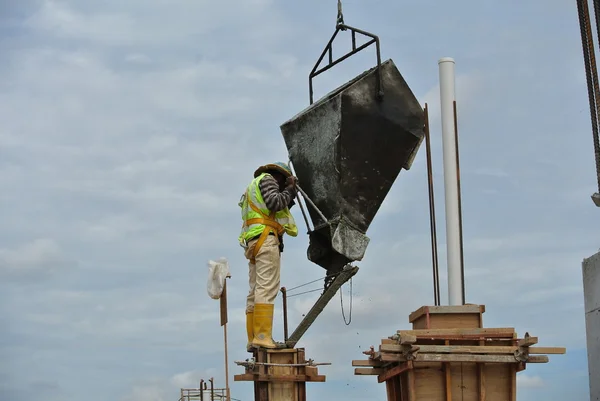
(207, 257), (230, 299)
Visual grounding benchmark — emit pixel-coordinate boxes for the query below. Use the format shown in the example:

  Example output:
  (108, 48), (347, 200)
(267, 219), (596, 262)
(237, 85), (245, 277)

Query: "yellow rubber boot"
(251, 303), (277, 349)
(246, 311), (254, 352)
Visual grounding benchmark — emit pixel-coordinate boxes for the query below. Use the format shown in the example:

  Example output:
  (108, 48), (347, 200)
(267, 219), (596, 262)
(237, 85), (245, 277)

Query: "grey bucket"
(280, 58), (425, 273)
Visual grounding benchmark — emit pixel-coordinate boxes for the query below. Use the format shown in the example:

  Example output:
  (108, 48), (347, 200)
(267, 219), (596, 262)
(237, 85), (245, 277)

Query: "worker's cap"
(254, 162), (292, 178)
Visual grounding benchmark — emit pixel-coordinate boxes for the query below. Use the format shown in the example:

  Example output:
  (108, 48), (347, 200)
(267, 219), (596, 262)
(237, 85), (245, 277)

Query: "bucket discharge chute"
(280, 56), (425, 274)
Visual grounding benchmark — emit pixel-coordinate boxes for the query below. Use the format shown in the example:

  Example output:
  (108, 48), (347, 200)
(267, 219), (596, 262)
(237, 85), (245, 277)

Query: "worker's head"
(254, 162), (292, 188)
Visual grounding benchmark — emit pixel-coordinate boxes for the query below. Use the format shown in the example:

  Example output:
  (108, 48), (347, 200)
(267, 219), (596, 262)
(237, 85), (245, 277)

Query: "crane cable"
(336, 0), (344, 27)
(576, 0), (600, 195)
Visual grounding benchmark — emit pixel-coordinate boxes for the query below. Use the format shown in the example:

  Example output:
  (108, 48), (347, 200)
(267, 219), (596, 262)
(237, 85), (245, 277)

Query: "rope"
(340, 277), (352, 325)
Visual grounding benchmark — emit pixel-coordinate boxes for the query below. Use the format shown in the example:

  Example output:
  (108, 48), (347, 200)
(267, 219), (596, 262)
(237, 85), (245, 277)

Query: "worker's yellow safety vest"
(238, 173), (298, 260)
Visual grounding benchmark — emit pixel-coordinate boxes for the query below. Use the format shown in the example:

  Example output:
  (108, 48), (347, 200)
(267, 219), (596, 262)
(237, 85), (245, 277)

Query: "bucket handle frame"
(308, 23), (384, 105)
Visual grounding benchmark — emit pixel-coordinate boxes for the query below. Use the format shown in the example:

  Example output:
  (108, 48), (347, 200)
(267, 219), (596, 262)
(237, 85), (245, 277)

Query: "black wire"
(287, 288), (323, 298)
(286, 271), (342, 292)
(340, 278), (352, 325)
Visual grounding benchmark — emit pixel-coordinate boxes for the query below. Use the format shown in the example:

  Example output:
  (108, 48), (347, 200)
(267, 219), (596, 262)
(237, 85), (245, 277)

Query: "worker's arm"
(259, 174), (297, 212)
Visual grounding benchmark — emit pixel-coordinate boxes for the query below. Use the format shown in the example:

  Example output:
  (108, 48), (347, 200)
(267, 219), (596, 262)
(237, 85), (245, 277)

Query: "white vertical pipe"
(438, 57), (463, 306)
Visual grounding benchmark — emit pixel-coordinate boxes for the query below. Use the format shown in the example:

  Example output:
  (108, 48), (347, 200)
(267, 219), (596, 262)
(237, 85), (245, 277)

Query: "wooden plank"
(381, 344), (520, 354)
(377, 361), (412, 383)
(479, 340), (486, 401)
(485, 364), (511, 401)
(304, 366), (318, 377)
(354, 368), (383, 375)
(409, 305), (483, 322)
(286, 265), (359, 347)
(256, 348), (269, 401)
(265, 348), (299, 353)
(397, 328), (515, 338)
(399, 334), (417, 345)
(352, 359), (383, 367)
(407, 368), (416, 401)
(510, 364), (516, 401)
(234, 374), (326, 382)
(413, 364), (443, 400)
(518, 336), (538, 346)
(297, 349), (306, 401)
(385, 378), (396, 401)
(444, 340), (452, 401)
(453, 362), (478, 400)
(220, 280), (228, 326)
(379, 353), (549, 364)
(528, 347), (566, 354)
(386, 375), (403, 401)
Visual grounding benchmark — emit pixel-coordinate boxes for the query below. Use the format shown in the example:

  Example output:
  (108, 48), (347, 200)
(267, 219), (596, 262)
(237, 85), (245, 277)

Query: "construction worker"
(238, 162), (298, 350)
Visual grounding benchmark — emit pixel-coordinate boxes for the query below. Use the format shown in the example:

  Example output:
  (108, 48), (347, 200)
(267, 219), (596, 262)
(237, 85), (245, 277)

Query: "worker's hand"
(286, 176), (298, 188)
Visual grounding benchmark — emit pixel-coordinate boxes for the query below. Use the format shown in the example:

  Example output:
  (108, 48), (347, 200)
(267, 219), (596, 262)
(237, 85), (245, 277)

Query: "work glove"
(285, 176), (298, 188)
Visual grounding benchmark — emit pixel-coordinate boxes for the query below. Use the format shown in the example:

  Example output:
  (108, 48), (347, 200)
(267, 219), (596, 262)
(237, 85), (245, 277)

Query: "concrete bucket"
(280, 58), (425, 274)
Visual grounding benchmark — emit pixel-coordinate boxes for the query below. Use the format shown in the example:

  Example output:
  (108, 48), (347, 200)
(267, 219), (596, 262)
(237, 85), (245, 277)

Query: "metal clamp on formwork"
(308, 0), (383, 104)
(234, 358), (332, 369)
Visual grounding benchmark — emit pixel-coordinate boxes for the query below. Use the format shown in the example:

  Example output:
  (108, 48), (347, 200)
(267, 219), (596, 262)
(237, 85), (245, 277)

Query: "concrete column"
(583, 251), (600, 401)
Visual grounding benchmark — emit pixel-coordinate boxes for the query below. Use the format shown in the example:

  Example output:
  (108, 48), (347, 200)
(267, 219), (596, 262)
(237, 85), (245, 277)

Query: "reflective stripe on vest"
(238, 173), (298, 261)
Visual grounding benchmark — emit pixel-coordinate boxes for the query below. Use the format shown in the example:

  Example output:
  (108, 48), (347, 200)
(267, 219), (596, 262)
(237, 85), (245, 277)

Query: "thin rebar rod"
(453, 100), (466, 305)
(424, 104), (441, 306)
(592, 0), (600, 191)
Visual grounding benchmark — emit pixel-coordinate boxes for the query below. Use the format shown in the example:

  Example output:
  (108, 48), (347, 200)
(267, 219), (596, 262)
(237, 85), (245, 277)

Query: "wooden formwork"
(234, 348), (327, 401)
(352, 305), (566, 401)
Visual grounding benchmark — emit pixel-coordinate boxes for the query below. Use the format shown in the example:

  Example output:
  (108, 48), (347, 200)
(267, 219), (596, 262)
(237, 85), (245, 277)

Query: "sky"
(0, 0), (598, 400)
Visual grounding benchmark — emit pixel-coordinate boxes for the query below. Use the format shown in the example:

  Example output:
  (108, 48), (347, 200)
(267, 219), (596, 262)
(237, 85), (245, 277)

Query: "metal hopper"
(280, 57), (425, 275)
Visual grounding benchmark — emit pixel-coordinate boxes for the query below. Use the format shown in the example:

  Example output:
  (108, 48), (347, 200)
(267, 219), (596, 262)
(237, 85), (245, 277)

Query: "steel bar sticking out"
(593, 0), (600, 190)
(281, 287), (289, 342)
(577, 0), (600, 203)
(424, 104), (441, 306)
(453, 100), (466, 305)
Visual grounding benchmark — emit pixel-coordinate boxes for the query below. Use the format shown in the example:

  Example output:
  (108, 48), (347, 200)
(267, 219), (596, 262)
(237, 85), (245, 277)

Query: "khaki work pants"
(245, 234), (281, 313)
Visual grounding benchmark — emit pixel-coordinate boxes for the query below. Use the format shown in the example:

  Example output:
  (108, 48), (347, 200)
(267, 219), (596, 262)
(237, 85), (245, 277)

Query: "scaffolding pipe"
(438, 57), (464, 306)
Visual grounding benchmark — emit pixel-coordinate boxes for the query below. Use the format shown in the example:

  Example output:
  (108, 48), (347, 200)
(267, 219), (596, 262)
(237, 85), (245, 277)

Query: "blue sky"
(0, 0), (597, 400)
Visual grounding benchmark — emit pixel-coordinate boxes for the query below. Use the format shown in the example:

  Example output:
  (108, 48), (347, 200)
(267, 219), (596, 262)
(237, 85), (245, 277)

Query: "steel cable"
(577, 0), (600, 192)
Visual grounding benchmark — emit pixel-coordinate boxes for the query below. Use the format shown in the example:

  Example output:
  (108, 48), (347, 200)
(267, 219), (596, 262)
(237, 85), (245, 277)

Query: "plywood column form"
(234, 348), (327, 401)
(352, 305), (566, 401)
(583, 251), (600, 401)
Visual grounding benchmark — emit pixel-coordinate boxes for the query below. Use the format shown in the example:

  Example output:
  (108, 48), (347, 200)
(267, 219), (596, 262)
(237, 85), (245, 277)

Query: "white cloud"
(0, 239), (75, 277)
(517, 374), (545, 389)
(121, 381), (167, 401)
(0, 1), (593, 401)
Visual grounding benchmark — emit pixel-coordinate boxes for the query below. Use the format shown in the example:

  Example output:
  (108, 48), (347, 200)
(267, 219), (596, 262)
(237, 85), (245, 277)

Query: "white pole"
(438, 57), (463, 306)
